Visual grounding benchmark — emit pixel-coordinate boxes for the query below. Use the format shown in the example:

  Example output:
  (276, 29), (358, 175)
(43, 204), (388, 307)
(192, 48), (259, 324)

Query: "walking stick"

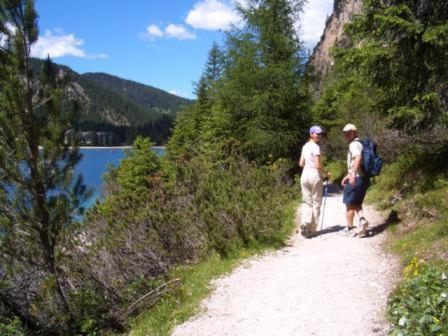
(319, 179), (329, 232)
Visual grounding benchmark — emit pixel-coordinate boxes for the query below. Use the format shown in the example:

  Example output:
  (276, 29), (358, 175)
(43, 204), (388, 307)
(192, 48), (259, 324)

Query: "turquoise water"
(77, 147), (164, 208)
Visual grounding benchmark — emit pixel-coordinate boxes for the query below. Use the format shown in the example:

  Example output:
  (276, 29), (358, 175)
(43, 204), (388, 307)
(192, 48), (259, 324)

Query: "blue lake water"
(76, 147), (164, 208)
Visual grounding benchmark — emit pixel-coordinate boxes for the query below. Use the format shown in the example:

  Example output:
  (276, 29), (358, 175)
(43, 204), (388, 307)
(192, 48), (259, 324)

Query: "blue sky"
(34, 0), (333, 99)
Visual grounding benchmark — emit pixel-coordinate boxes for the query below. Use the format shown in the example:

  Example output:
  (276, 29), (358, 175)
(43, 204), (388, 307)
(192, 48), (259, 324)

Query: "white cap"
(342, 123), (357, 132)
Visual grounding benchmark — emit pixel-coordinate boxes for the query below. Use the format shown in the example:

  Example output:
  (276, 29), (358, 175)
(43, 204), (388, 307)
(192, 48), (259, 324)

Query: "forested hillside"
(30, 58), (193, 145)
(83, 72), (191, 114)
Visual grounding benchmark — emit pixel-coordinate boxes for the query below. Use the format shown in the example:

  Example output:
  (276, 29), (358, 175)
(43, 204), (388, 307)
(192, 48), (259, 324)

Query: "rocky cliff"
(309, 0), (363, 98)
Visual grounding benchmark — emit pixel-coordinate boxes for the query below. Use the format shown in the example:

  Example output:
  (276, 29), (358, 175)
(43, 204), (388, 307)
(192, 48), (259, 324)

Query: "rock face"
(309, 0), (363, 98)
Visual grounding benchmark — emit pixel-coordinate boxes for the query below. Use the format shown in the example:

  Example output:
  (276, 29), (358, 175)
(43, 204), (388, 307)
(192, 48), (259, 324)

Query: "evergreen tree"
(340, 0), (448, 138)
(210, 0), (311, 162)
(204, 42), (224, 86)
(0, 0), (89, 332)
(168, 43), (225, 159)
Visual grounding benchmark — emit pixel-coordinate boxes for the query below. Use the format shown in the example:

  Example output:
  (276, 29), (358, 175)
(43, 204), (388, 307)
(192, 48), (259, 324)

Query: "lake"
(76, 147), (165, 208)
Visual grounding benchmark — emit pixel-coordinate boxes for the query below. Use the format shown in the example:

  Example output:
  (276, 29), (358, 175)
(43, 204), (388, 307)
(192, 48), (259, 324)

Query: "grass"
(369, 183), (448, 264)
(129, 199), (299, 336)
(364, 156), (448, 263)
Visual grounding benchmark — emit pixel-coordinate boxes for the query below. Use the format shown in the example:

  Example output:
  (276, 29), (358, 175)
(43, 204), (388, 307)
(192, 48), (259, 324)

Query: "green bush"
(388, 259), (448, 336)
(325, 160), (346, 184)
(0, 317), (25, 336)
(71, 139), (297, 332)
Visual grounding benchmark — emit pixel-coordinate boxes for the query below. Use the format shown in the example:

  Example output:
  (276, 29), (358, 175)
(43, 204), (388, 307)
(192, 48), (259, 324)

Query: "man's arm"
(347, 155), (362, 186)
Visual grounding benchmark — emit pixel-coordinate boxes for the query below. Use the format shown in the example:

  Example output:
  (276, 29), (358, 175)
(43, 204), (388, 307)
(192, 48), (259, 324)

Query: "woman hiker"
(299, 125), (331, 238)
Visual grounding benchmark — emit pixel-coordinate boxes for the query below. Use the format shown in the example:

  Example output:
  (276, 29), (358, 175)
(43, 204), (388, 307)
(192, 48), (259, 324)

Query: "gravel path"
(172, 187), (399, 336)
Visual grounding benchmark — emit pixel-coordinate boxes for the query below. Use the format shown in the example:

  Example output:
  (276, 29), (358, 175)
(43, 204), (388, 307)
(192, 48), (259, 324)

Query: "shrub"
(388, 258), (448, 336)
(0, 317), (25, 336)
(325, 160), (346, 184)
(67, 139), (296, 332)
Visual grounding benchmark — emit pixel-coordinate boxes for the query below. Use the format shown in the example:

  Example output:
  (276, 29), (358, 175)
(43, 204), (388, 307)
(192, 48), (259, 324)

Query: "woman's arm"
(315, 155), (330, 178)
(299, 152), (305, 167)
(315, 155), (323, 173)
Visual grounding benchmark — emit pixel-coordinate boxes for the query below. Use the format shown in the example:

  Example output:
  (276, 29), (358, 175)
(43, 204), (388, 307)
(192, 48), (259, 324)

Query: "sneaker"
(339, 226), (356, 237)
(357, 217), (369, 237)
(300, 224), (308, 237)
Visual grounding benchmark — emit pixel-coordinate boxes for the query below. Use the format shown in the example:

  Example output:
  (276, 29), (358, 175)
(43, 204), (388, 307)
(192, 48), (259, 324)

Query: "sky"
(34, 0), (334, 99)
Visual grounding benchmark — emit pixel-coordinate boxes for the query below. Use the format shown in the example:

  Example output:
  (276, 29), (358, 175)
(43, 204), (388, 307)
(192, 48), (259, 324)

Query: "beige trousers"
(300, 173), (323, 233)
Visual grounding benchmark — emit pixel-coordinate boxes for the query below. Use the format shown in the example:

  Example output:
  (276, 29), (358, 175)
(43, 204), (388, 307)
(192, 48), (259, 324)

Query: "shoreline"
(78, 146), (132, 149)
(78, 146), (165, 149)
(38, 146), (165, 150)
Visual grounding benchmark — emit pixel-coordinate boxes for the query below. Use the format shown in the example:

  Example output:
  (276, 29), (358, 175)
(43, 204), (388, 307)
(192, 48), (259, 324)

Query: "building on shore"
(64, 130), (117, 146)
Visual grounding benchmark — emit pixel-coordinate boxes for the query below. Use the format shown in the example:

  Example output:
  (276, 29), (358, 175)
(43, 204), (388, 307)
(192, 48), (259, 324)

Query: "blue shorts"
(343, 176), (370, 206)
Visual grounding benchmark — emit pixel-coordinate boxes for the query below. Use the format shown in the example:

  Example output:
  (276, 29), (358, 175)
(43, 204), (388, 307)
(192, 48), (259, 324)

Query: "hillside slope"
(82, 72), (192, 115)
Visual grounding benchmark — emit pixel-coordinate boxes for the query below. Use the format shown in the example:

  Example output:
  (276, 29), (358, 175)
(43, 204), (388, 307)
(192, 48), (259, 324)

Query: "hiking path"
(172, 184), (399, 336)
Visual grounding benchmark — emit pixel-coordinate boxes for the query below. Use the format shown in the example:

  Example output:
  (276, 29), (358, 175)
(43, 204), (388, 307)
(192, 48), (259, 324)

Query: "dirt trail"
(172, 186), (399, 336)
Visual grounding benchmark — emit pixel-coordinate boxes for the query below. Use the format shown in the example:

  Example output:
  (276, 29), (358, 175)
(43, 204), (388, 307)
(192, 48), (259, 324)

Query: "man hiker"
(340, 123), (369, 237)
(299, 125), (331, 238)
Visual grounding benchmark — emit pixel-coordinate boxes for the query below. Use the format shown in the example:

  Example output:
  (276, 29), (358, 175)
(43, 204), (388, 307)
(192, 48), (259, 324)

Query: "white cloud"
(142, 0), (331, 48)
(146, 24), (163, 39)
(234, 0), (249, 9)
(143, 23), (195, 41)
(85, 53), (108, 60)
(186, 0), (242, 31)
(30, 29), (108, 59)
(0, 22), (16, 47)
(164, 24), (196, 40)
(169, 89), (190, 98)
(299, 0), (334, 50)
(0, 32), (6, 47)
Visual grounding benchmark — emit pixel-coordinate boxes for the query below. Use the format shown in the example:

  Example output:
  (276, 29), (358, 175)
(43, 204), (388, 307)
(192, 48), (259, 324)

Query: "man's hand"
(348, 174), (356, 186)
(342, 174), (356, 186)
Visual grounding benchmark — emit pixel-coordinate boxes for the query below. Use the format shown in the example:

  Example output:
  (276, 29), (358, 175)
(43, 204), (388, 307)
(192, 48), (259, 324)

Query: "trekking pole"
(319, 178), (329, 232)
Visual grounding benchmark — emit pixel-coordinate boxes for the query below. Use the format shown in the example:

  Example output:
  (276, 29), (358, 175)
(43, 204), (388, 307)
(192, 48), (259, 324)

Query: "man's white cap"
(342, 123), (357, 132)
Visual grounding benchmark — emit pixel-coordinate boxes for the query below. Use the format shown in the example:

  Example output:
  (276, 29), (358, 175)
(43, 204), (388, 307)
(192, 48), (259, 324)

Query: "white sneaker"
(339, 227), (356, 237)
(357, 217), (369, 237)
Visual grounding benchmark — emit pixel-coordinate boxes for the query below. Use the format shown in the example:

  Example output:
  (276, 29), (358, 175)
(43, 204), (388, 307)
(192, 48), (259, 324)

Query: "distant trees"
(0, 0), (90, 333)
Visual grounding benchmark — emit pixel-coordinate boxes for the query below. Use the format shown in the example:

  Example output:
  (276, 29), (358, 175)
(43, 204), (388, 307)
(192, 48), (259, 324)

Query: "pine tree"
(0, 0), (90, 332)
(213, 0), (311, 162)
(168, 43), (225, 159)
(340, 0), (448, 138)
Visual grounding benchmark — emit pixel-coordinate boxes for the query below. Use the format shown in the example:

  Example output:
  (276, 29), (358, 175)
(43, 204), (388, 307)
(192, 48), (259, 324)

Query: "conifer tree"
(168, 43), (225, 158)
(341, 0), (448, 138)
(213, 0), (311, 162)
(0, 0), (89, 332)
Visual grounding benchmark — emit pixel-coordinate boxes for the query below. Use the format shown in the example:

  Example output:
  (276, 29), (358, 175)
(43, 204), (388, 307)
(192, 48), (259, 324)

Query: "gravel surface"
(172, 189), (399, 336)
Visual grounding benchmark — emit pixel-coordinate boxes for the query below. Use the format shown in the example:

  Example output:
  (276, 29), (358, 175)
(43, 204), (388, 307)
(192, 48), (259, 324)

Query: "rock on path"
(172, 189), (399, 336)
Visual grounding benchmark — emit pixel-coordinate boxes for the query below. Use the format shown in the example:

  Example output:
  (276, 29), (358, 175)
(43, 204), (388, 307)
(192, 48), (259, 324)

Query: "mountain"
(30, 58), (194, 145)
(309, 0), (363, 99)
